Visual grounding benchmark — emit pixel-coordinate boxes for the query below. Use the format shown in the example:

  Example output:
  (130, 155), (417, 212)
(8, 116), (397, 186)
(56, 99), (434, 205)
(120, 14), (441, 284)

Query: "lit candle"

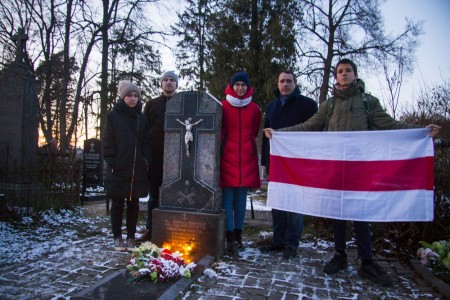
(184, 242), (193, 256)
(162, 242), (171, 251)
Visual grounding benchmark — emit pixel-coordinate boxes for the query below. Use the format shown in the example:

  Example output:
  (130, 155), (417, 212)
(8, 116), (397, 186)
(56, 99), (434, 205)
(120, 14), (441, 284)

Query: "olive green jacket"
(280, 79), (417, 132)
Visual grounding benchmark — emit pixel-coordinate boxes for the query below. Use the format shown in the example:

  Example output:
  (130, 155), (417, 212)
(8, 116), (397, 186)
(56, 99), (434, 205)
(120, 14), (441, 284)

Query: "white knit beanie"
(118, 80), (141, 99)
(160, 71), (179, 88)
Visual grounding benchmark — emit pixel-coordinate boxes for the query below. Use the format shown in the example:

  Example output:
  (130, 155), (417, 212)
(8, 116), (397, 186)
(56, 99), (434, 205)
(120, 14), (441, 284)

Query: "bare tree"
(416, 81), (450, 122)
(380, 52), (404, 119)
(1, 0), (164, 146)
(97, 0), (164, 139)
(14, 0), (66, 145)
(295, 0), (423, 103)
(59, 0), (73, 151)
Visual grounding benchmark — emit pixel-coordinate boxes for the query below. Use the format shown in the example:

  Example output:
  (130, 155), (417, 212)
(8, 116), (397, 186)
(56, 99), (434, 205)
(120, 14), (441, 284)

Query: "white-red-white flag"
(267, 129), (434, 222)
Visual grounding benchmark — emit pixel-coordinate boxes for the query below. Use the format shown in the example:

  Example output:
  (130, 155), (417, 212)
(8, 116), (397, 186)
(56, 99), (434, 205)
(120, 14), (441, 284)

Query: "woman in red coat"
(220, 71), (261, 255)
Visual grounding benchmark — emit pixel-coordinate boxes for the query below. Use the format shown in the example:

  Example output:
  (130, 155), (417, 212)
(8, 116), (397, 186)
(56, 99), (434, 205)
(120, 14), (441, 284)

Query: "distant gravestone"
(152, 91), (225, 262)
(82, 138), (103, 199)
(0, 28), (39, 170)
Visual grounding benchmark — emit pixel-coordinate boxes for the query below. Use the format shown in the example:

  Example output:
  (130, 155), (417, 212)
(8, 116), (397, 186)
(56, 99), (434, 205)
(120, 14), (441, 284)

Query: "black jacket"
(103, 100), (151, 198)
(261, 87), (318, 173)
(143, 94), (172, 165)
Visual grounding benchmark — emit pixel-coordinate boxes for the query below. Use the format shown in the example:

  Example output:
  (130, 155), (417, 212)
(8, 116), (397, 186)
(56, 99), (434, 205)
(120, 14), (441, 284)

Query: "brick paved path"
(185, 246), (441, 299)
(0, 201), (444, 299)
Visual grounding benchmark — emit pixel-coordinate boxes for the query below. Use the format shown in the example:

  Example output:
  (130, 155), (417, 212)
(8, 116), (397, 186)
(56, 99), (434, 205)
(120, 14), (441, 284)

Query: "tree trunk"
(99, 0), (110, 140)
(59, 0), (73, 151)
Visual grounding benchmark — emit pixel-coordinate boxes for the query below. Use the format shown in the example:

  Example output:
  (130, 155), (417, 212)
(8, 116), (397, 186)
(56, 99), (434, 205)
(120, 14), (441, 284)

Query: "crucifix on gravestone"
(176, 117), (203, 158)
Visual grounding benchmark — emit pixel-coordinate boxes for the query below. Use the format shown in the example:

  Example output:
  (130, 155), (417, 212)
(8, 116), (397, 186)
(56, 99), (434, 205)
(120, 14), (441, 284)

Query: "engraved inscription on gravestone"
(153, 210), (225, 263)
(83, 138), (103, 189)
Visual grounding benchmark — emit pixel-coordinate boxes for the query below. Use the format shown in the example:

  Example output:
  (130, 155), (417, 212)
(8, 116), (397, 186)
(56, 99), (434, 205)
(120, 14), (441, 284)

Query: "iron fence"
(0, 148), (81, 217)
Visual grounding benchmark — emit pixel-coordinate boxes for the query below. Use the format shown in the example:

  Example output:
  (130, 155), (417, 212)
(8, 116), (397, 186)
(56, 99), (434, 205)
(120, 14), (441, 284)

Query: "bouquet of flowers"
(417, 239), (450, 283)
(126, 242), (196, 282)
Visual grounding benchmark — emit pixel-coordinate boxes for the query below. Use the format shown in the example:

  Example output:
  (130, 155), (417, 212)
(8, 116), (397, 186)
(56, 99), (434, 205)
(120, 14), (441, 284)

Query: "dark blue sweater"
(261, 87), (318, 173)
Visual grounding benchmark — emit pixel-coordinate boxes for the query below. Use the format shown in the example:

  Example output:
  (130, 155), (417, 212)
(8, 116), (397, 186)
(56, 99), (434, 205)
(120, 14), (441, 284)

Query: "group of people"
(102, 59), (441, 287)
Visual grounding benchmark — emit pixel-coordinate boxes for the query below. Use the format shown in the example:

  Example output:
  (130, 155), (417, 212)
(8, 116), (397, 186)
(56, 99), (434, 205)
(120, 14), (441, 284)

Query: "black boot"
(226, 231), (237, 256)
(234, 229), (244, 249)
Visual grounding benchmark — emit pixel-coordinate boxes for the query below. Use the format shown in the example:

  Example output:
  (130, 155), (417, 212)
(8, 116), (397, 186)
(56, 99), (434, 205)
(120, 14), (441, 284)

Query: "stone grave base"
(72, 255), (214, 300)
(152, 209), (226, 263)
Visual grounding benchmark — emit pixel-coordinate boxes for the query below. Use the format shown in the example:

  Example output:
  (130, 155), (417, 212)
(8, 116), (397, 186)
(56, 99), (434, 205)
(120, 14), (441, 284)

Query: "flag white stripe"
(268, 182), (434, 222)
(271, 128), (433, 161)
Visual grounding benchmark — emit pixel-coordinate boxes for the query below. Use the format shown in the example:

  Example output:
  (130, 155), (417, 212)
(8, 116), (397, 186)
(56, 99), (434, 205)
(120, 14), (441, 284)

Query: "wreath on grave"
(126, 242), (196, 282)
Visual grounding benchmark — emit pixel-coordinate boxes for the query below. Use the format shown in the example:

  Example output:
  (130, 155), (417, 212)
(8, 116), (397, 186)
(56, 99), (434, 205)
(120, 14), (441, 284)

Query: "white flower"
(417, 247), (438, 265)
(138, 268), (151, 275)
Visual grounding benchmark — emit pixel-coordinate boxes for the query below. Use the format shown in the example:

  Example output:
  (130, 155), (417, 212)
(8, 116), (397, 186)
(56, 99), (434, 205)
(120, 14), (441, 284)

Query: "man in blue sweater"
(260, 70), (318, 259)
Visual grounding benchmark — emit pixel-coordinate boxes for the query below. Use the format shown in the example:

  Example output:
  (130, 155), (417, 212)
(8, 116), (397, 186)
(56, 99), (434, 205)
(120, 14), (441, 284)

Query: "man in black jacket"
(136, 71), (178, 243)
(260, 70), (318, 259)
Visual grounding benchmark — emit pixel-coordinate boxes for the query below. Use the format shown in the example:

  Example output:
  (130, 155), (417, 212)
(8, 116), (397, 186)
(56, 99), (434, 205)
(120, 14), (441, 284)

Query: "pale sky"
(368, 0), (450, 109)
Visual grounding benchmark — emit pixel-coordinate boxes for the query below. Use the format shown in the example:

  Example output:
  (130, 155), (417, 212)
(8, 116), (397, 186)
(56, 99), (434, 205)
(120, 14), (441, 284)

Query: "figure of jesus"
(176, 117), (203, 157)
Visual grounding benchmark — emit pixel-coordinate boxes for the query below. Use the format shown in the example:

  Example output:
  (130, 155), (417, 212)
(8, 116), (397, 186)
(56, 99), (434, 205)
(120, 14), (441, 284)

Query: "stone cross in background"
(12, 28), (29, 64)
(152, 91), (225, 262)
(0, 28), (39, 171)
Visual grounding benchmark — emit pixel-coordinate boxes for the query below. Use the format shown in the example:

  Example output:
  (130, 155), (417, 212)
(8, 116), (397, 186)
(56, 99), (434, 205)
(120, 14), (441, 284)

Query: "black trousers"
(146, 163), (163, 229)
(111, 197), (139, 239)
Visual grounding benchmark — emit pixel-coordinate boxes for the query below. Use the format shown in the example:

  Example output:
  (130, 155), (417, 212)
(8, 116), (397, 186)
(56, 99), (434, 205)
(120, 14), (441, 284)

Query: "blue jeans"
(333, 219), (373, 260)
(271, 209), (303, 249)
(222, 187), (248, 232)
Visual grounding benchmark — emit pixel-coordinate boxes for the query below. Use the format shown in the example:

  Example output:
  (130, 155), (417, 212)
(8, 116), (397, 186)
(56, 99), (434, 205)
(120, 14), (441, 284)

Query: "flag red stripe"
(269, 155), (434, 191)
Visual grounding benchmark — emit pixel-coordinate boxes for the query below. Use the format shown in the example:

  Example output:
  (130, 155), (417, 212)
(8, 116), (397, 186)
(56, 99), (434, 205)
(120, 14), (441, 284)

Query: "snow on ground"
(0, 190), (274, 299)
(0, 189), (441, 299)
(0, 208), (108, 264)
(0, 189), (270, 266)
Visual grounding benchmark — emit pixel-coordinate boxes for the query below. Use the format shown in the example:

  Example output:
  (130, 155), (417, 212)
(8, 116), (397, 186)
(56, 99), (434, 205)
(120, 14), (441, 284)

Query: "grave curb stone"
(70, 255), (214, 300)
(410, 259), (450, 299)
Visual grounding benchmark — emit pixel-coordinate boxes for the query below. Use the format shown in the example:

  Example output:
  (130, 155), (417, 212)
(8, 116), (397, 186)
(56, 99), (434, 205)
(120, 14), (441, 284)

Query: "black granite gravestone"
(81, 138), (104, 201)
(0, 28), (39, 170)
(160, 91), (221, 212)
(152, 91), (225, 262)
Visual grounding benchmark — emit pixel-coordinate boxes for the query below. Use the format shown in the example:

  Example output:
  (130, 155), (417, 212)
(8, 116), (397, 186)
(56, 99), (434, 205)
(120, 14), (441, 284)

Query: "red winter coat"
(220, 84), (261, 188)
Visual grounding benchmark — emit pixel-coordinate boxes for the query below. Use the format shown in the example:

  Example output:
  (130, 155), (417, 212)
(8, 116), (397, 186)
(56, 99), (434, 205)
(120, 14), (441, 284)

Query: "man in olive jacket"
(264, 59), (441, 287)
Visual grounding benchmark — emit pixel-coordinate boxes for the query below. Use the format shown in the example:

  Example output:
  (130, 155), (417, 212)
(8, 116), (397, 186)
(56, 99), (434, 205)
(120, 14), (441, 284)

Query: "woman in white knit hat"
(102, 80), (151, 252)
